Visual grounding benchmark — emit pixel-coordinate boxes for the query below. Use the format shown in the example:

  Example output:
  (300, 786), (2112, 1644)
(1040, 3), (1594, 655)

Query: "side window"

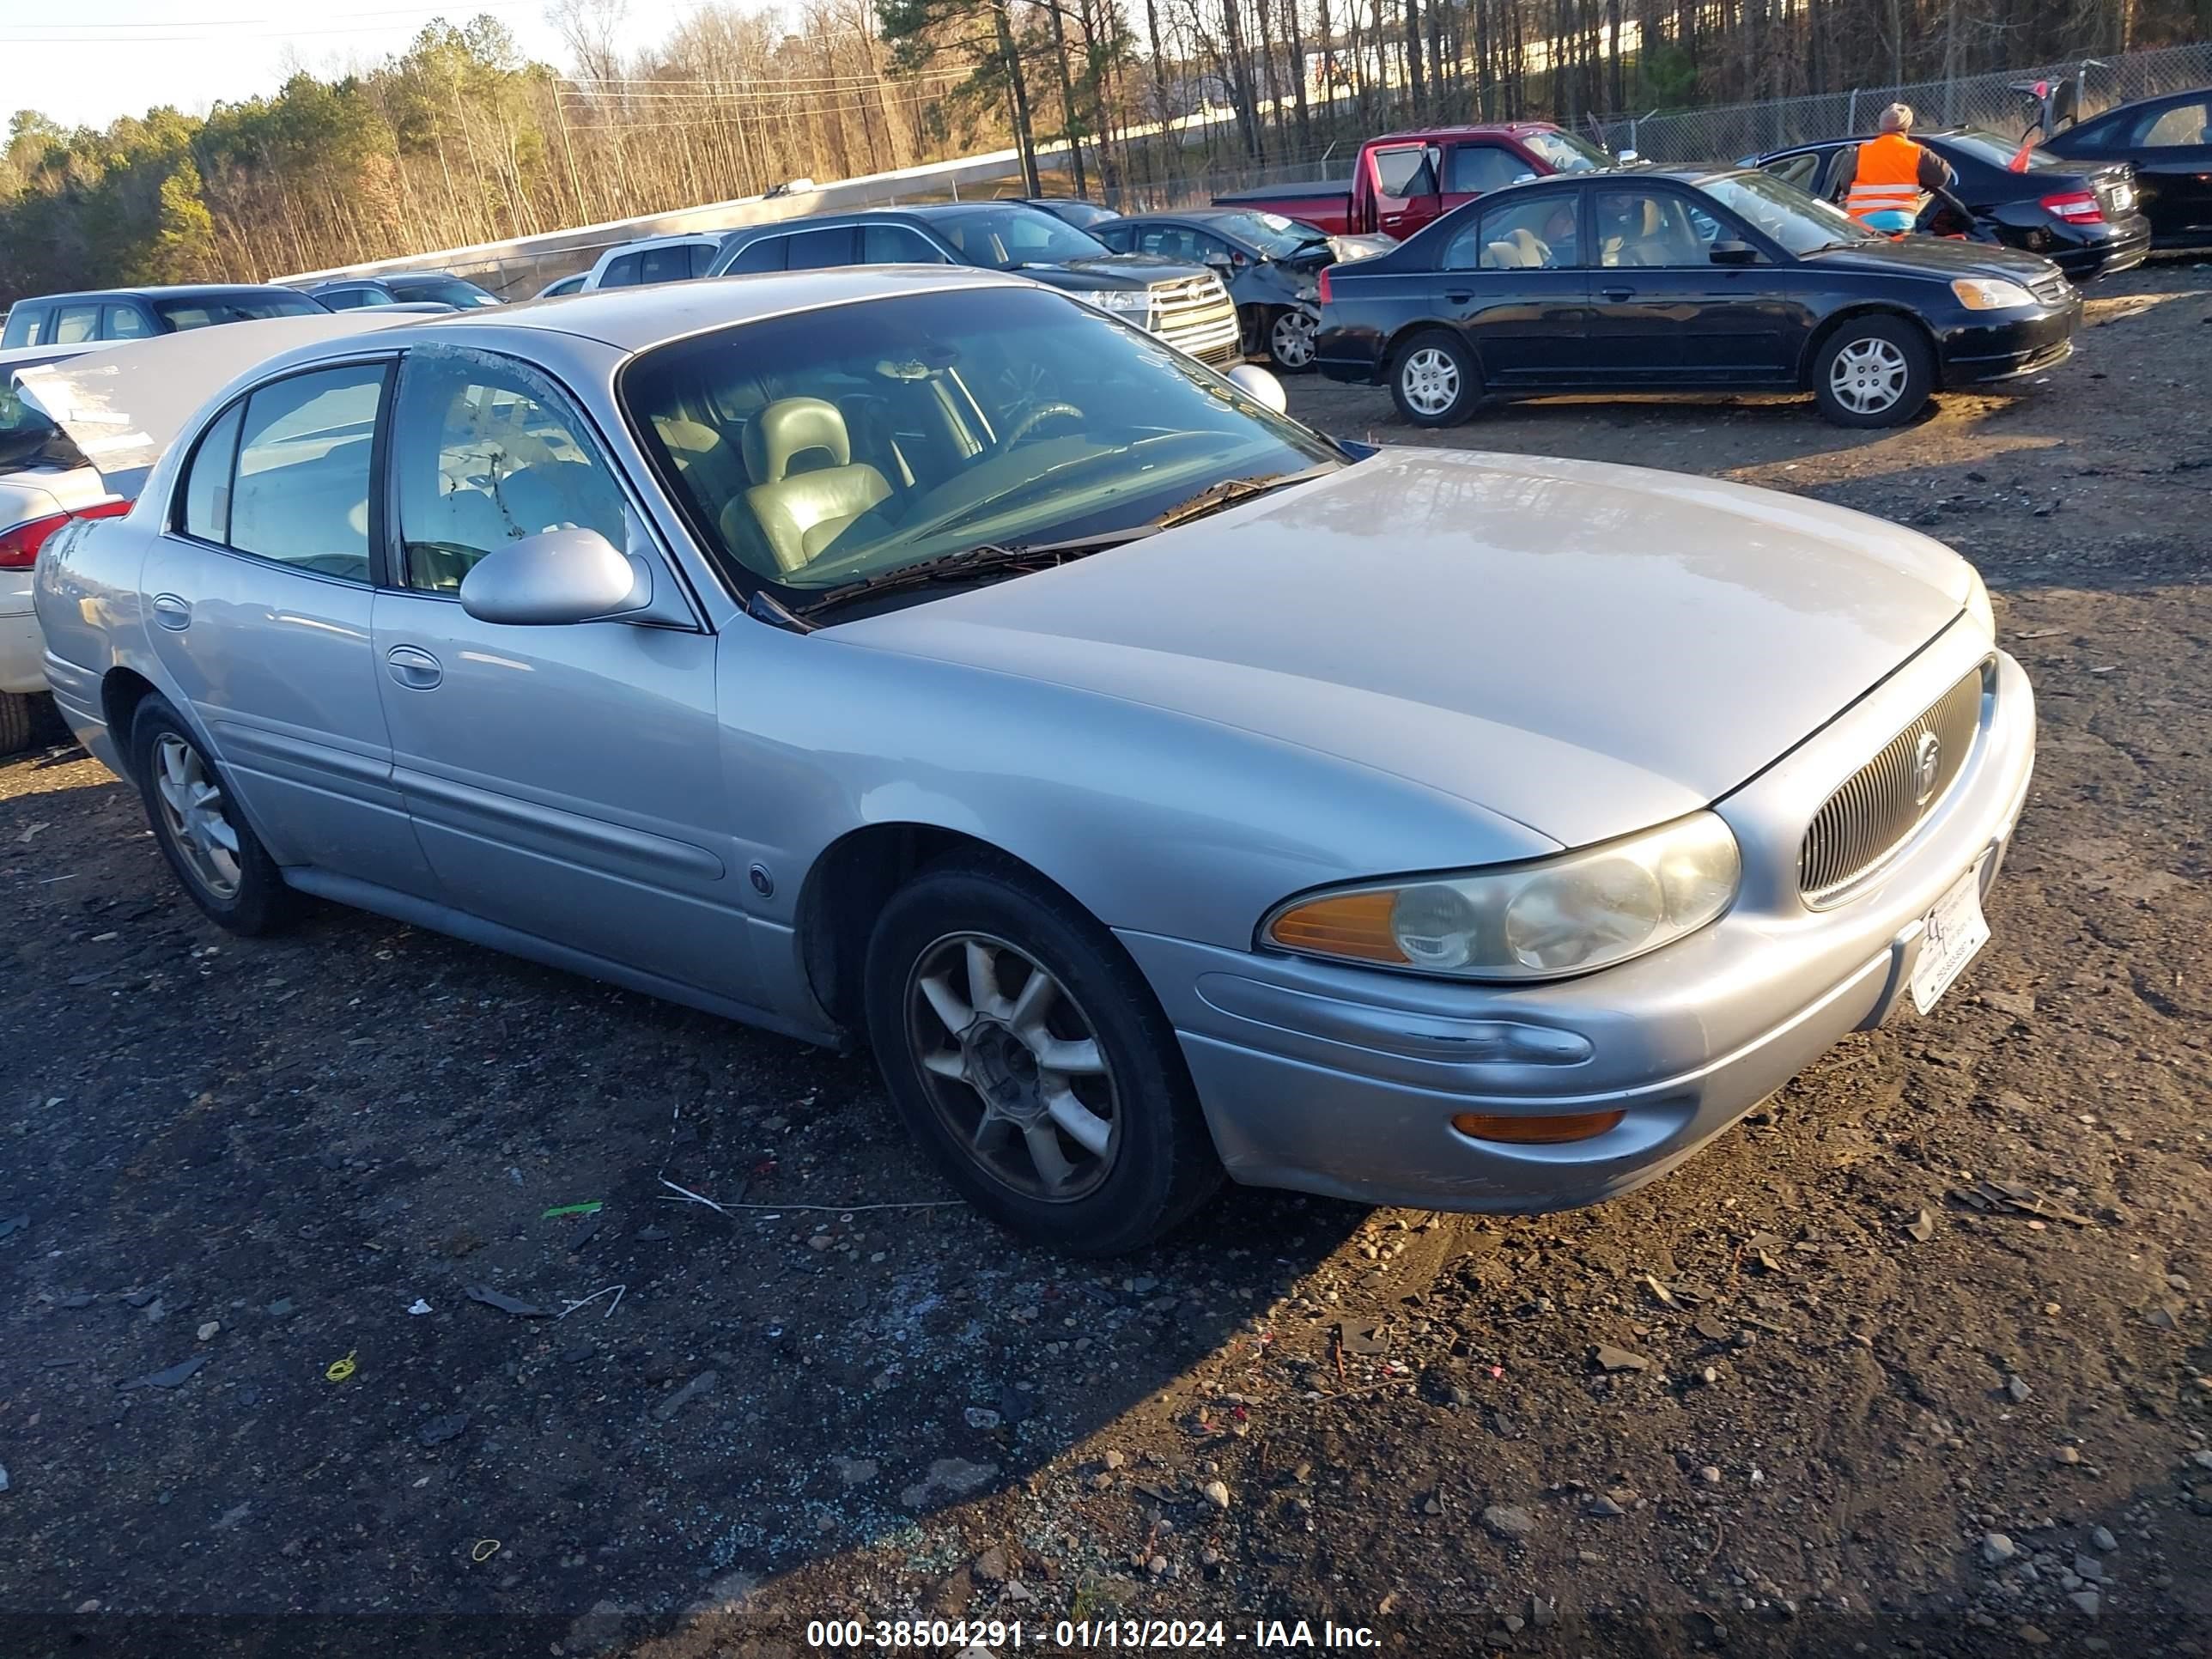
(1194, 232), (1237, 266)
(227, 363), (387, 580)
(600, 252), (643, 288)
(0, 307), (38, 348)
(104, 304), (153, 339)
(1446, 144), (1525, 196)
(1093, 223), (1132, 252)
(1371, 145), (1437, 199)
(785, 227), (855, 269)
(639, 243), (696, 284)
(726, 236), (787, 275)
(1594, 189), (1711, 266)
(390, 349), (629, 595)
(1762, 153), (1822, 192)
(2139, 100), (2210, 146)
(178, 400), (246, 544)
(687, 242), (719, 277)
(1444, 192), (1583, 270)
(53, 304), (102, 344)
(860, 223), (944, 264)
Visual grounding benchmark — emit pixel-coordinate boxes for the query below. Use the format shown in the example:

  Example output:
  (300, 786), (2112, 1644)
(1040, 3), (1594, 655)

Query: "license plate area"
(1910, 865), (1990, 1014)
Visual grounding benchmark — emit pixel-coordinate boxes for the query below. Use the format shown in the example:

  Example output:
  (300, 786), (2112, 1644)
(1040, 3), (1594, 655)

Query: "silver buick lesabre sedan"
(34, 269), (2035, 1255)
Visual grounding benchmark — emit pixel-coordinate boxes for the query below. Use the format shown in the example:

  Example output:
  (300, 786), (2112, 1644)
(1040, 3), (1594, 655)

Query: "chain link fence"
(1590, 40), (2212, 163)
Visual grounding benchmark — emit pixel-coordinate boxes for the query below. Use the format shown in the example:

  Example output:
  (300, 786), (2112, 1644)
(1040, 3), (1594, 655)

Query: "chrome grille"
(1798, 663), (1990, 901)
(1149, 275), (1243, 367)
(2027, 271), (2071, 307)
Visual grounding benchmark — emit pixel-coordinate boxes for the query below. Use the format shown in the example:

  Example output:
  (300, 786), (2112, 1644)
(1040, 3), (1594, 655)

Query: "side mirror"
(459, 527), (647, 625)
(1709, 240), (1761, 266)
(1225, 362), (1288, 414)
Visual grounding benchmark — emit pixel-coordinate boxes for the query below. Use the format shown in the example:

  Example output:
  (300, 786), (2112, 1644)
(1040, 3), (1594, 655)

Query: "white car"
(3, 315), (419, 753)
(575, 234), (724, 293)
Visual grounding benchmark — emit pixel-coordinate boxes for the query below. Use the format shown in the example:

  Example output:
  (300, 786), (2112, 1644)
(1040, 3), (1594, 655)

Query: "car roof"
(384, 264), (1028, 353)
(16, 283), (308, 304)
(1369, 120), (1565, 143)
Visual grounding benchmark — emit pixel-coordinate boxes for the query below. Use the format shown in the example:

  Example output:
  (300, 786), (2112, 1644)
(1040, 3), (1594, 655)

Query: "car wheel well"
(100, 668), (160, 761)
(797, 824), (1083, 1032)
(1801, 306), (1938, 389)
(1386, 321), (1474, 375)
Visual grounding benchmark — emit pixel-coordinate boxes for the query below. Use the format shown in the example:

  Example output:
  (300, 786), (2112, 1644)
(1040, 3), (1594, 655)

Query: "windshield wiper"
(1145, 464), (1335, 531)
(793, 527), (1156, 619)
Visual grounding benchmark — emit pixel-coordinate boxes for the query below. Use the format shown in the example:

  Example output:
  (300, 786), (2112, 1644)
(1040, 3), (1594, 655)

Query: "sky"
(0, 0), (708, 133)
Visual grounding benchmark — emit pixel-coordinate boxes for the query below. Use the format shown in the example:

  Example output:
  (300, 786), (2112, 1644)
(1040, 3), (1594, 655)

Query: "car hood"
(836, 448), (1972, 848)
(13, 311), (417, 500)
(1805, 234), (2062, 284)
(1022, 253), (1214, 292)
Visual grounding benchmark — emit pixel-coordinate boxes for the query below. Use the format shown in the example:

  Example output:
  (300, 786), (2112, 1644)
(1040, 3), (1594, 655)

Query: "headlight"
(1950, 276), (2036, 311)
(1964, 566), (1995, 637)
(1085, 289), (1152, 323)
(1263, 812), (1741, 981)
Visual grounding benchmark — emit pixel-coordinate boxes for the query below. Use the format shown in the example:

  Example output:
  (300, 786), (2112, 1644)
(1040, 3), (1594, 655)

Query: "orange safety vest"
(1844, 132), (1929, 222)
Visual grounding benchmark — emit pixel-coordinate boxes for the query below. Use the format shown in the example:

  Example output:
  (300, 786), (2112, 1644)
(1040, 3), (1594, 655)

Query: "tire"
(1388, 329), (1481, 427)
(1267, 307), (1317, 373)
(129, 695), (295, 935)
(862, 854), (1224, 1255)
(1811, 315), (1933, 428)
(0, 691), (34, 757)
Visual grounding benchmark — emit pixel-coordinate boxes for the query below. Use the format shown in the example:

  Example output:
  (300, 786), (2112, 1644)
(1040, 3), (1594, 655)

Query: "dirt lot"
(3, 264), (2210, 1659)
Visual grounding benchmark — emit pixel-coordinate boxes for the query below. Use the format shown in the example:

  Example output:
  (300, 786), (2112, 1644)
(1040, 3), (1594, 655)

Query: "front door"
(1367, 142), (1443, 237)
(1432, 186), (1595, 384)
(139, 358), (437, 895)
(368, 343), (757, 1001)
(1584, 185), (1796, 384)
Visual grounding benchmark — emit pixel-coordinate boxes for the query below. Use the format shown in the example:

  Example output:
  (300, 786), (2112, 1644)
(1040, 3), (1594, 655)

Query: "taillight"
(1317, 267), (1333, 306)
(2039, 190), (2104, 224)
(0, 498), (131, 569)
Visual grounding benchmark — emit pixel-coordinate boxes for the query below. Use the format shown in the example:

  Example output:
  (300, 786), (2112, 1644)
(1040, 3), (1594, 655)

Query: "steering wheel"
(1000, 401), (1086, 447)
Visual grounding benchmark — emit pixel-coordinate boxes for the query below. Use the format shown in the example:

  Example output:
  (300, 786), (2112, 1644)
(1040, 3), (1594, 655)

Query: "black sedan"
(1315, 167), (2080, 428)
(1094, 207), (1341, 369)
(2043, 87), (2212, 250)
(1749, 127), (2149, 280)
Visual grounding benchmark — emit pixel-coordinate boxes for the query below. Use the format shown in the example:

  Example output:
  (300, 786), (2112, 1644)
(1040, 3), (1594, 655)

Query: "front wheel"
(1268, 307), (1318, 373)
(862, 856), (1223, 1255)
(1812, 316), (1933, 428)
(1389, 330), (1481, 427)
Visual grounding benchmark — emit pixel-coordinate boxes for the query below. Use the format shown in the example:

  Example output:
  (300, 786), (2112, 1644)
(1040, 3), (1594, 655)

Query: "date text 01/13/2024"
(802, 1620), (1383, 1649)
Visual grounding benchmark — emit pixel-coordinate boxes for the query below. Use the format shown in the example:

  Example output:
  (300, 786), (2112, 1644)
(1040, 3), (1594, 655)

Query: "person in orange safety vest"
(1833, 104), (1958, 228)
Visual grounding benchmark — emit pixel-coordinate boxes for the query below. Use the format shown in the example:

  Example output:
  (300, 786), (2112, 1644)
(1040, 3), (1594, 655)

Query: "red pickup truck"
(1213, 122), (1617, 239)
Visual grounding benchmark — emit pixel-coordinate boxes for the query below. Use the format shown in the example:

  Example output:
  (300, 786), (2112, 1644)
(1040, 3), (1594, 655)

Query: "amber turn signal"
(1266, 889), (1408, 964)
(1450, 1110), (1625, 1145)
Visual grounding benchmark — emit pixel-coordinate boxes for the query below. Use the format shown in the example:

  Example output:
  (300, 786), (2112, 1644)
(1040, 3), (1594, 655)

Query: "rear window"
(638, 243), (698, 285)
(390, 276), (498, 307)
(1, 308), (39, 348)
(600, 252), (644, 288)
(154, 292), (326, 330)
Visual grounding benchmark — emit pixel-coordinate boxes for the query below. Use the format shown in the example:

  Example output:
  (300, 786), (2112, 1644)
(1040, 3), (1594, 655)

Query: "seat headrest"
(1641, 198), (1665, 237)
(742, 397), (850, 483)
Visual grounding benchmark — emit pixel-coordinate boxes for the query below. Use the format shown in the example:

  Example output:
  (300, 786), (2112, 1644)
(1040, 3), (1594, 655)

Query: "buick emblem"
(1911, 732), (1942, 805)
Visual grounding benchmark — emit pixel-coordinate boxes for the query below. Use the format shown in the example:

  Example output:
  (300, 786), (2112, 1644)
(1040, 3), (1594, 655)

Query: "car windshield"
(392, 276), (498, 307)
(924, 207), (1114, 269)
(1936, 128), (2062, 172)
(624, 285), (1338, 601)
(1523, 131), (1613, 172)
(1207, 210), (1331, 257)
(1697, 171), (1879, 254)
(155, 293), (326, 330)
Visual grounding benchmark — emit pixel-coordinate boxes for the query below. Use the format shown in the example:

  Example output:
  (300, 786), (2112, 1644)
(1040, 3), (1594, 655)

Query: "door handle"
(1600, 286), (1637, 301)
(151, 593), (191, 632)
(385, 644), (442, 690)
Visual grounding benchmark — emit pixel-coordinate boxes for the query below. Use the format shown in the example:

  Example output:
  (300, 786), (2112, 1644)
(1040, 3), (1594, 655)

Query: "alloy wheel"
(1272, 309), (1316, 369)
(150, 733), (242, 900)
(1828, 337), (1909, 416)
(904, 931), (1120, 1202)
(1401, 345), (1461, 416)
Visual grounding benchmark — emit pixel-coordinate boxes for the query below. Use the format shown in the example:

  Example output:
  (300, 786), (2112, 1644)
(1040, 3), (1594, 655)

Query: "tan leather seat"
(653, 413), (750, 513)
(725, 397), (892, 574)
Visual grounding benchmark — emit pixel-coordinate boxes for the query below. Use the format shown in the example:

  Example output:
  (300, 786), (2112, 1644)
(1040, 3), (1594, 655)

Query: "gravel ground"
(3, 261), (2209, 1659)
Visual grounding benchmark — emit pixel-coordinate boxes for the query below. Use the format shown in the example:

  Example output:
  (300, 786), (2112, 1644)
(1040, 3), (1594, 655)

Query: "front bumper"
(1938, 296), (2081, 387)
(1118, 627), (2035, 1212)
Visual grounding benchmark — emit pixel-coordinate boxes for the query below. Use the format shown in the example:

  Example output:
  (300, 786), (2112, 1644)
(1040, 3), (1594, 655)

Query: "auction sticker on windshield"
(1910, 866), (1990, 1014)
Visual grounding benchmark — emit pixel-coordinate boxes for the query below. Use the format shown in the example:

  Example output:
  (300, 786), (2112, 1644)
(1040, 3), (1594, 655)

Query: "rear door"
(137, 356), (438, 896)
(1431, 186), (1595, 383)
(1367, 142), (1443, 237)
(1585, 185), (1796, 383)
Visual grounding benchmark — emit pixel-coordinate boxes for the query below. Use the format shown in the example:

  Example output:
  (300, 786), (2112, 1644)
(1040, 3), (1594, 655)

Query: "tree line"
(1, 0), (2203, 303)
